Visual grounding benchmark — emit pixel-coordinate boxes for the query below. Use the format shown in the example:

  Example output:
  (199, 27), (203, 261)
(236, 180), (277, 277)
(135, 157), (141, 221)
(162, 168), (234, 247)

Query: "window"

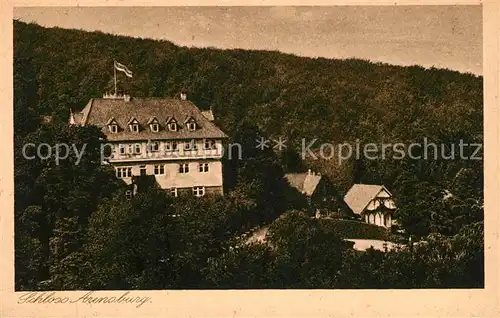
(154, 165), (165, 175)
(108, 119), (119, 133)
(127, 144), (134, 154)
(151, 123), (159, 132)
(134, 144), (142, 154)
(119, 144), (126, 154)
(187, 122), (197, 131)
(140, 165), (147, 176)
(149, 141), (160, 152)
(116, 167), (132, 178)
(193, 186), (205, 197)
(184, 140), (197, 151)
(204, 139), (217, 150)
(168, 122), (178, 131)
(130, 124), (139, 132)
(179, 163), (189, 174)
(170, 188), (178, 197)
(125, 190), (133, 200)
(165, 141), (178, 152)
(199, 163), (209, 173)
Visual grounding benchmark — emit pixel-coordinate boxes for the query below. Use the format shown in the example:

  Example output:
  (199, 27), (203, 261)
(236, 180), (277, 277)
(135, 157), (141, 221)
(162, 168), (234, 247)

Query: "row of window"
(109, 117), (197, 134)
(116, 167), (132, 178)
(117, 139), (217, 155)
(125, 186), (206, 199)
(116, 163), (210, 178)
(168, 186), (205, 197)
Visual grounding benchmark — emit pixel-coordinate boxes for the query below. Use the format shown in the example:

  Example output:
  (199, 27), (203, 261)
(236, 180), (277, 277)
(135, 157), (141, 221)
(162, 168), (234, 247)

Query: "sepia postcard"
(1, 1), (499, 317)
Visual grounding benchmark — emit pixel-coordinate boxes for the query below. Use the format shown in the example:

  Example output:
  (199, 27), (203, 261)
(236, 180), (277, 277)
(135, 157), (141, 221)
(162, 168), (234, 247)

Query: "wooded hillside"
(13, 20), (484, 290)
(14, 20), (482, 142)
(14, 19), (483, 190)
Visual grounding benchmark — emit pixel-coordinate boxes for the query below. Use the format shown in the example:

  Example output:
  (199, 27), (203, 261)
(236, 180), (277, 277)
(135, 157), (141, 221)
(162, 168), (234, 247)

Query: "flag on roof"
(114, 61), (133, 78)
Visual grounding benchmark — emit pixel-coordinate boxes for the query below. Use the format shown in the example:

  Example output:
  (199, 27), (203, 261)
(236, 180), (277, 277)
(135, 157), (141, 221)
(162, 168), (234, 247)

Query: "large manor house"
(69, 92), (396, 228)
(70, 93), (227, 197)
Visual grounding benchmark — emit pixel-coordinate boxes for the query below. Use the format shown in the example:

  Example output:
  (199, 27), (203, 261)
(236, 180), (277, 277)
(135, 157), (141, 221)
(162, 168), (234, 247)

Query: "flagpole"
(113, 60), (117, 96)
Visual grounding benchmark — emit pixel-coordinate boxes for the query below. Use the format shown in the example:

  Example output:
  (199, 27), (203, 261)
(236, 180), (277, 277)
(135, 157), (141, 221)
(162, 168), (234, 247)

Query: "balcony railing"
(109, 148), (223, 162)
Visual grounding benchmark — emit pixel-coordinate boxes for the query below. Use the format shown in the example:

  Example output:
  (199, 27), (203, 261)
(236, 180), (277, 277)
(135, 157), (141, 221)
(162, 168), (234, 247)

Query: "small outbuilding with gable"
(344, 184), (396, 228)
(285, 170), (325, 213)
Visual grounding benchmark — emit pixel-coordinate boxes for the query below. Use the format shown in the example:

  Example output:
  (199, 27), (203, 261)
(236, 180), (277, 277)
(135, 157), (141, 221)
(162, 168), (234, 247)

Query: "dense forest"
(14, 20), (483, 290)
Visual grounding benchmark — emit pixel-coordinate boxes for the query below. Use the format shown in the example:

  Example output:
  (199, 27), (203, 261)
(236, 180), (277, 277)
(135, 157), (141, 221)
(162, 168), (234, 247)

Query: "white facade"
(73, 95), (228, 197)
(344, 184), (397, 228)
(362, 189), (396, 228)
(106, 139), (224, 163)
(108, 139), (225, 195)
(364, 211), (392, 227)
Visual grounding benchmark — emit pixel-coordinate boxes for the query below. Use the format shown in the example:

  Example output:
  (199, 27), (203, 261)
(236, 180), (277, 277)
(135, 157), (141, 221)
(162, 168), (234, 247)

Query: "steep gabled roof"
(184, 116), (197, 123)
(72, 113), (82, 125)
(147, 116), (159, 124)
(127, 117), (139, 125)
(344, 184), (393, 214)
(106, 117), (118, 125)
(201, 110), (215, 121)
(166, 116), (178, 123)
(285, 172), (322, 196)
(77, 97), (227, 141)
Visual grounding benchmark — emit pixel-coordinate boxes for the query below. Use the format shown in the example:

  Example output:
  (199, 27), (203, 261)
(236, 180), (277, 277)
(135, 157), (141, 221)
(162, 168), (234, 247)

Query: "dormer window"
(148, 117), (160, 132)
(167, 117), (178, 132)
(107, 118), (119, 133)
(185, 117), (197, 131)
(128, 118), (140, 133)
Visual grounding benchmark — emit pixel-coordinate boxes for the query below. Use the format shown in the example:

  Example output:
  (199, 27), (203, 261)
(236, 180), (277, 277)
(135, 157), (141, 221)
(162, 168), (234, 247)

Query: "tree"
(14, 20), (484, 290)
(337, 221), (484, 288)
(84, 186), (176, 289)
(204, 243), (276, 289)
(266, 211), (352, 288)
(15, 123), (124, 290)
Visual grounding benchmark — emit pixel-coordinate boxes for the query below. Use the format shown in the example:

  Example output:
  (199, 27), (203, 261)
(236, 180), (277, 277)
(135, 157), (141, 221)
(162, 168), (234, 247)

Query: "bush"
(319, 218), (390, 240)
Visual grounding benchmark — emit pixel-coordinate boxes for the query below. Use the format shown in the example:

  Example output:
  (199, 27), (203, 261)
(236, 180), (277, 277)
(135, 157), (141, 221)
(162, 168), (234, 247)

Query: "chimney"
(69, 109), (76, 126)
(308, 169), (311, 175)
(180, 92), (187, 100)
(123, 95), (131, 102)
(103, 92), (121, 99)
